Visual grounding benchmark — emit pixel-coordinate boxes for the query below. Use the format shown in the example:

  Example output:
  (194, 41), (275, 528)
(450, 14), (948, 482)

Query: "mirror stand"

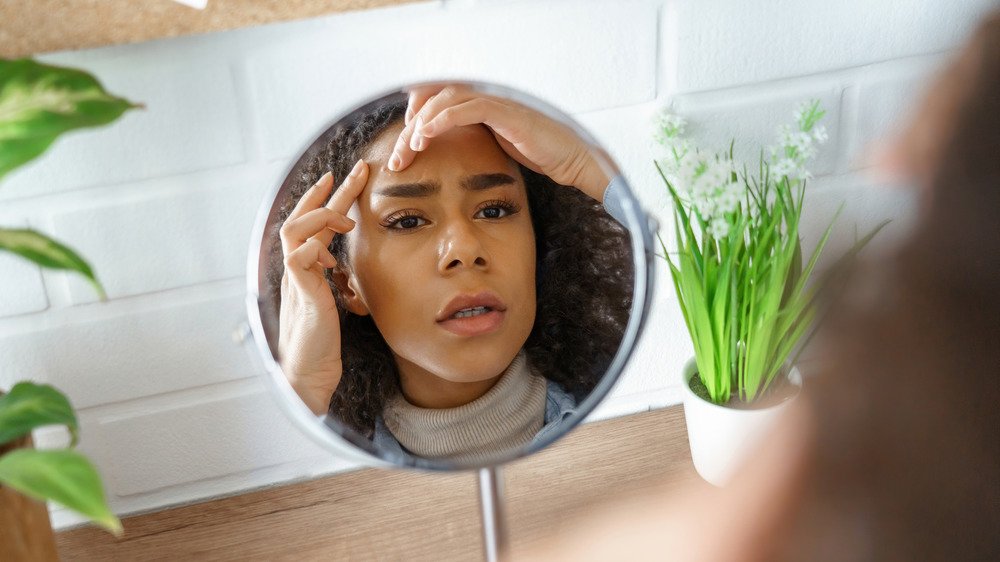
(477, 466), (508, 562)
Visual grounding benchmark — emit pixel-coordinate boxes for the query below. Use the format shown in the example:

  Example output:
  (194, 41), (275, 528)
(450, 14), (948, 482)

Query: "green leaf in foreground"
(0, 449), (122, 536)
(0, 227), (105, 299)
(0, 381), (79, 447)
(0, 58), (141, 180)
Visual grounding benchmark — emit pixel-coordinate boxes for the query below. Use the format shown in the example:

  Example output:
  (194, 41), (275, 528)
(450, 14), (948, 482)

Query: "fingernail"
(331, 215), (355, 229)
(409, 117), (424, 151)
(389, 153), (401, 171)
(349, 159), (364, 177)
(317, 171), (332, 184)
(420, 120), (434, 137)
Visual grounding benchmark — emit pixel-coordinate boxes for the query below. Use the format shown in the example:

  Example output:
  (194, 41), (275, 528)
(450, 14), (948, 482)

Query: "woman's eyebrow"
(461, 173), (517, 191)
(373, 173), (517, 198)
(374, 181), (438, 198)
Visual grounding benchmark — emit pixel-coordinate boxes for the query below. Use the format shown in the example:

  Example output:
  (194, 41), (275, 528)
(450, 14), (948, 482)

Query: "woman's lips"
(436, 291), (507, 322)
(437, 309), (505, 337)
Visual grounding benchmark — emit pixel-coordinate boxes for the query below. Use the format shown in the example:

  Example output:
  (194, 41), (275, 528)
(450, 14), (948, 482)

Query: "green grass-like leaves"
(666, 166), (833, 404)
(657, 101), (879, 405)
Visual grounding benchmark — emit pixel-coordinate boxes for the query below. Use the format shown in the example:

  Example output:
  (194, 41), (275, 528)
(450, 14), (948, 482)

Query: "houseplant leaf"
(0, 227), (105, 299)
(0, 449), (122, 536)
(0, 58), (140, 180)
(0, 382), (79, 447)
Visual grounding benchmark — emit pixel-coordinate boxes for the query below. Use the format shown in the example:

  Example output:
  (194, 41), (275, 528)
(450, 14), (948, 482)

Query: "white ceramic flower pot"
(681, 358), (801, 487)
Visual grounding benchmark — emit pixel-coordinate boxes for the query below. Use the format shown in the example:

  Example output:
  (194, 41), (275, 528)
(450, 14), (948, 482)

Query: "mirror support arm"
(477, 466), (508, 562)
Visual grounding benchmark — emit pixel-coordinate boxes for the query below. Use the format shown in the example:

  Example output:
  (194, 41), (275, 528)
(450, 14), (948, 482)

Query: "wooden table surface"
(55, 405), (696, 561)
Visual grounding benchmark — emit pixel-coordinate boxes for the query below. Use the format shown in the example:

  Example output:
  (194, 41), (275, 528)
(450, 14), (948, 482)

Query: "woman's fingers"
(390, 84), (448, 170)
(421, 97), (525, 143)
(391, 96), (521, 172)
(404, 86), (441, 126)
(402, 85), (456, 148)
(326, 159), (369, 216)
(281, 159), (368, 276)
(389, 115), (427, 171)
(284, 239), (337, 305)
(279, 207), (355, 255)
(285, 237), (338, 274)
(390, 85), (476, 171)
(288, 172), (334, 222)
(306, 158), (369, 252)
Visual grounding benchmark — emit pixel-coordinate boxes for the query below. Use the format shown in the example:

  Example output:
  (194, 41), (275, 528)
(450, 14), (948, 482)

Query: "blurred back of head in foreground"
(781, 9), (1000, 561)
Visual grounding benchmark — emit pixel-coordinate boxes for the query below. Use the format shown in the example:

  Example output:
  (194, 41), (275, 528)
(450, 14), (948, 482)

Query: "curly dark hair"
(265, 92), (634, 438)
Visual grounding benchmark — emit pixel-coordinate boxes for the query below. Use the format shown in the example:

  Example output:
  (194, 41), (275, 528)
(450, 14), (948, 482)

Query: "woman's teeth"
(452, 306), (490, 319)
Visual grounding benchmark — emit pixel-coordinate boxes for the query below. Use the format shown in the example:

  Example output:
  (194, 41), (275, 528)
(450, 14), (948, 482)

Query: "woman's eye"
(388, 215), (427, 229)
(476, 206), (510, 219)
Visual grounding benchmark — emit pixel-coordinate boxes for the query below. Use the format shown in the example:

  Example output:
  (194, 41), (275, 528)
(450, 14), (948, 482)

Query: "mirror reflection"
(260, 84), (635, 464)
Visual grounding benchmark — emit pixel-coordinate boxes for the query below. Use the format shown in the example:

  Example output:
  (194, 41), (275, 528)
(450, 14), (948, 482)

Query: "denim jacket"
(602, 174), (628, 226)
(371, 378), (577, 457)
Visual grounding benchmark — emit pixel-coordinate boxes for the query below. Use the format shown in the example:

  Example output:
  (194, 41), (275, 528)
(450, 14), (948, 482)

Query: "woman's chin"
(392, 333), (530, 384)
(432, 352), (520, 384)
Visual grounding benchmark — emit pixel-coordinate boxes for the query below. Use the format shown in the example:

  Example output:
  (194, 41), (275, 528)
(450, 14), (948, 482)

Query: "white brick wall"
(0, 0), (992, 530)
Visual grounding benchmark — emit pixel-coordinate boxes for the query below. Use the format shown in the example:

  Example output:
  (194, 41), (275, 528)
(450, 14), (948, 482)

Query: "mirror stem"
(477, 466), (508, 562)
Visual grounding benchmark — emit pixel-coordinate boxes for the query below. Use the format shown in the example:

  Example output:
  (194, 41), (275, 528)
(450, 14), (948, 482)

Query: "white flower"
(800, 143), (818, 162)
(660, 113), (687, 136)
(708, 216), (731, 238)
(812, 125), (828, 144)
(794, 131), (812, 152)
(653, 108), (687, 148)
(794, 99), (824, 130)
(717, 186), (742, 215)
(772, 157), (796, 178)
(776, 124), (795, 151)
(766, 103), (827, 182)
(685, 157), (745, 222)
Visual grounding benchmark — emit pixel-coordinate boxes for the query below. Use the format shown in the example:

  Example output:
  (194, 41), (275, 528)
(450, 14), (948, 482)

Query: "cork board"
(0, 0), (424, 58)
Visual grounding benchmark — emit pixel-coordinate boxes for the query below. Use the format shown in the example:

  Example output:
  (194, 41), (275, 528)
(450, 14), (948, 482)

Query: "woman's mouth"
(437, 306), (505, 336)
(435, 291), (507, 336)
(451, 306), (491, 319)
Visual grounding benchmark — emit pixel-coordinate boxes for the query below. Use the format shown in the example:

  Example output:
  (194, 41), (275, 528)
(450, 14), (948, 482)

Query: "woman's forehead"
(364, 123), (521, 192)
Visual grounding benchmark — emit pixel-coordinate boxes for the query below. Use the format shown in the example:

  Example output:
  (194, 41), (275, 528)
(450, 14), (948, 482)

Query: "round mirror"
(245, 81), (657, 471)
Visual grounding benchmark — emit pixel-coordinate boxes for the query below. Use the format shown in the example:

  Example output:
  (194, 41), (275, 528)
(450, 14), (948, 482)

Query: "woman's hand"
(278, 160), (368, 415)
(388, 85), (610, 202)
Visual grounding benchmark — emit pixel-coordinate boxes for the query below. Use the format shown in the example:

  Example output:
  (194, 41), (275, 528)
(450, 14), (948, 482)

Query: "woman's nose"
(437, 220), (490, 273)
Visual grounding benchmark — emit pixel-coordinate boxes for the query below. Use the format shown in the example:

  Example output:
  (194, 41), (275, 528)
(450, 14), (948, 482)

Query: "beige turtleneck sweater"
(382, 350), (548, 461)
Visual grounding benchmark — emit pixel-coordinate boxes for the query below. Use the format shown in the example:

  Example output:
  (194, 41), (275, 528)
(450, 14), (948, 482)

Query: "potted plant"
(0, 384), (123, 558)
(0, 58), (139, 559)
(653, 101), (882, 486)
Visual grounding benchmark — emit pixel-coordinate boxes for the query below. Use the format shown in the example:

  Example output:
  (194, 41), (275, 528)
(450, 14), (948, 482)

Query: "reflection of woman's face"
(342, 122), (537, 407)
